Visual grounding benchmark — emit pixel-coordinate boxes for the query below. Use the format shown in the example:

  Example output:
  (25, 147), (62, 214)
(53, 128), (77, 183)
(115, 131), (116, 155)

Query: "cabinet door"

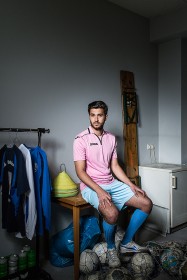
(139, 167), (170, 208)
(145, 205), (170, 235)
(171, 171), (187, 227)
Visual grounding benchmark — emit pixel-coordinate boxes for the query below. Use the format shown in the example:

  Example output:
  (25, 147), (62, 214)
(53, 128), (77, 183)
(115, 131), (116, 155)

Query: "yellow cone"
(53, 171), (78, 190)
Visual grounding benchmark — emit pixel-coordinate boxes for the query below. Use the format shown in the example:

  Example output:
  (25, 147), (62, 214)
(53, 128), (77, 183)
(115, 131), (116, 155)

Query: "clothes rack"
(0, 127), (52, 280)
(0, 128), (50, 146)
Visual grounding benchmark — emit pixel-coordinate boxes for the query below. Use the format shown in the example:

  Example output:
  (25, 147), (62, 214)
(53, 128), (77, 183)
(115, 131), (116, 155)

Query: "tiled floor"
(42, 226), (187, 280)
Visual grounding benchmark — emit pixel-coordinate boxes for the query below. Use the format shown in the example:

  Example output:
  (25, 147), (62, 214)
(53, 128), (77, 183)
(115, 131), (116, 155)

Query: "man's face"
(89, 108), (107, 131)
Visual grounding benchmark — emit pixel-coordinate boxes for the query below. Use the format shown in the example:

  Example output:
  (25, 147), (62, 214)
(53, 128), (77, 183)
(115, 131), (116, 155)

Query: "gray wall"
(0, 0), (158, 256)
(182, 38), (187, 163)
(158, 38), (182, 163)
(151, 7), (187, 165)
(157, 37), (187, 165)
(150, 6), (187, 42)
(0, 0), (158, 178)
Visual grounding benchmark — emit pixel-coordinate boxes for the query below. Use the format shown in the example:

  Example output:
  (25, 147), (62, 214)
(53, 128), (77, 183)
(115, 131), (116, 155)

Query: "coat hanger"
(7, 129), (14, 147)
(13, 130), (21, 146)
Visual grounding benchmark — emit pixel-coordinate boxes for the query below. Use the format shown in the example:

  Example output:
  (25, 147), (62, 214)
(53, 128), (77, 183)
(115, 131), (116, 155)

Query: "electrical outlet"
(147, 144), (154, 150)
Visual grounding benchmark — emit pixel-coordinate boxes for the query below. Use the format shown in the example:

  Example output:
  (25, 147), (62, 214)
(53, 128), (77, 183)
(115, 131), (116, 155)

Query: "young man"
(73, 100), (152, 268)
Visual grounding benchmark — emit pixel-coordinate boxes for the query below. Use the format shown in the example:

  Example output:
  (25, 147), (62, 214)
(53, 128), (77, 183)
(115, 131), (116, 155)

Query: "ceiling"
(108, 0), (187, 18)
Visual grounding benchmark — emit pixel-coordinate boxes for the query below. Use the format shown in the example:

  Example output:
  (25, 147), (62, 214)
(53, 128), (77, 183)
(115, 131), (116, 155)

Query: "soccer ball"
(182, 241), (187, 252)
(84, 270), (103, 280)
(115, 228), (125, 249)
(160, 247), (184, 275)
(105, 267), (132, 280)
(93, 242), (108, 265)
(79, 249), (99, 275)
(120, 253), (132, 266)
(162, 240), (183, 251)
(179, 259), (187, 280)
(115, 227), (125, 242)
(182, 241), (187, 259)
(143, 241), (163, 259)
(130, 252), (155, 278)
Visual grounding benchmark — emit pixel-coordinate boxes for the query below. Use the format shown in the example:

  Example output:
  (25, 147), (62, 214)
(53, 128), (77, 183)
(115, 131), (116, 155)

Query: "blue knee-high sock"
(103, 220), (117, 249)
(121, 209), (148, 245)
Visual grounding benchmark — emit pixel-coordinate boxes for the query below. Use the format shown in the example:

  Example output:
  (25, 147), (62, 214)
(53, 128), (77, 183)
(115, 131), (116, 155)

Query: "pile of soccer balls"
(79, 228), (187, 280)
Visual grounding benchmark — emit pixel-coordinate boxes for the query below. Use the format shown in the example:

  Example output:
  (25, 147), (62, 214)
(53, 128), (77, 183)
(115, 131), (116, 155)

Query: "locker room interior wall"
(0, 0), (158, 256)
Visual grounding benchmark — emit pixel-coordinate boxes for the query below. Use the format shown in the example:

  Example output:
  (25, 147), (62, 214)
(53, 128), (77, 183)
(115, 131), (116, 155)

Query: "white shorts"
(81, 179), (134, 211)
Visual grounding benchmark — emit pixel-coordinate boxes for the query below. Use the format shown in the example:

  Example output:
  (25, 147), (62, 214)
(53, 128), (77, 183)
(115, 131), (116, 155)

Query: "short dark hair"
(88, 101), (108, 115)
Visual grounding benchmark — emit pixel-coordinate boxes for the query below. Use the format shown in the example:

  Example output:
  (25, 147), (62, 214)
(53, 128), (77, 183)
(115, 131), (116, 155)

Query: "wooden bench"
(52, 192), (93, 280)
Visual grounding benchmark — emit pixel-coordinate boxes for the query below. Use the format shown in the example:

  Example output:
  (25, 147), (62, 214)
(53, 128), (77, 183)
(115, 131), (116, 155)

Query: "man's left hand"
(130, 184), (146, 197)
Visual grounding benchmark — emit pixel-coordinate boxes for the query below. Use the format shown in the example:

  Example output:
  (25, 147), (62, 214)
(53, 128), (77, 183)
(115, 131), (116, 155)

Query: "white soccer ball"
(105, 266), (132, 280)
(93, 242), (108, 265)
(79, 249), (99, 275)
(130, 252), (155, 278)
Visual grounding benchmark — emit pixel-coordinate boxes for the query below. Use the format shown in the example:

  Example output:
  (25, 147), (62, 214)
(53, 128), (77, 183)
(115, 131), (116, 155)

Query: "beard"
(90, 122), (104, 131)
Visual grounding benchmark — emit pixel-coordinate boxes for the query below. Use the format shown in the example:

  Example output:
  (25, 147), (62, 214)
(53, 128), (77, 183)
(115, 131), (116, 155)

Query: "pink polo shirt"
(73, 126), (117, 190)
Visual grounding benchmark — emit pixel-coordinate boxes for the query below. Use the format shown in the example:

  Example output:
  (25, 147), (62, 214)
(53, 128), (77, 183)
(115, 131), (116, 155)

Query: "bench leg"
(73, 205), (80, 280)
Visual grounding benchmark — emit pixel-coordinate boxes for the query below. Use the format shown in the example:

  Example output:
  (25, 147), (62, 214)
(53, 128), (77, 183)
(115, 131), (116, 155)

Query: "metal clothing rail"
(0, 127), (50, 146)
(0, 127), (52, 280)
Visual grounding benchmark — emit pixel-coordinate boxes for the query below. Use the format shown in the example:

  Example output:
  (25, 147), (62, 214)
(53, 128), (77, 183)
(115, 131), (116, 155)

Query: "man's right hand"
(97, 189), (112, 208)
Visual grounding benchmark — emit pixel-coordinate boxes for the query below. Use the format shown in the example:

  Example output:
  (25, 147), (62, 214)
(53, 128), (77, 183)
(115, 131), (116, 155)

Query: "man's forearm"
(76, 169), (102, 193)
(112, 164), (132, 186)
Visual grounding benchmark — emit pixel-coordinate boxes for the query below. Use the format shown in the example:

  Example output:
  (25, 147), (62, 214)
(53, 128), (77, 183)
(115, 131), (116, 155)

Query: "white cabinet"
(139, 163), (187, 235)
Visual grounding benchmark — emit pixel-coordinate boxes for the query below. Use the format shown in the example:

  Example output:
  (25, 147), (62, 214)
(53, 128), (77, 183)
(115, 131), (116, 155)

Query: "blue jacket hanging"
(29, 146), (52, 236)
(0, 145), (30, 236)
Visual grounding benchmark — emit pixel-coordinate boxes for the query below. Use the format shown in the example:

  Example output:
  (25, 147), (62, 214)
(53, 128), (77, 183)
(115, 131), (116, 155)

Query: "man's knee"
(103, 207), (119, 224)
(149, 198), (153, 212)
(144, 197), (153, 213)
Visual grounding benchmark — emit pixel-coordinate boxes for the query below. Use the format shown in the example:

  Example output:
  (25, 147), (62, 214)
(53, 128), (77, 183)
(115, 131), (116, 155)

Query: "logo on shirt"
(4, 160), (14, 167)
(90, 143), (98, 146)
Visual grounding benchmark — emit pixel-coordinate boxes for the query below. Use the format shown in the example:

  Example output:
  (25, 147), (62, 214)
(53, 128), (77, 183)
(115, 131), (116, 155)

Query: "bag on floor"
(49, 215), (101, 267)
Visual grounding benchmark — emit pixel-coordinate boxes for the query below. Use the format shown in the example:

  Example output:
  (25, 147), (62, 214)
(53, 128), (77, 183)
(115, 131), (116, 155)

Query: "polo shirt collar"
(88, 126), (106, 136)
